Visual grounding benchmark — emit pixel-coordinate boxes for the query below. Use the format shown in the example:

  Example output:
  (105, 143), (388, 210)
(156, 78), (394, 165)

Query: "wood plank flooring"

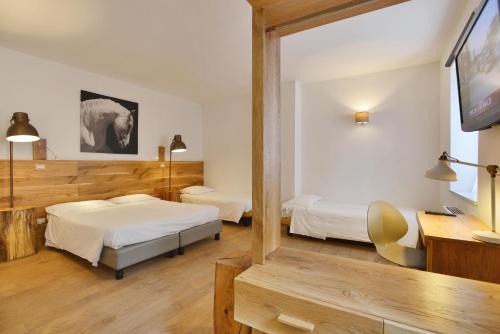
(0, 224), (389, 334)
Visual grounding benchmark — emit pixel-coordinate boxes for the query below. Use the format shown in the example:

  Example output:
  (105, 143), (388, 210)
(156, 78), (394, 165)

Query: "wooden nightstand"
(155, 187), (181, 202)
(0, 206), (37, 262)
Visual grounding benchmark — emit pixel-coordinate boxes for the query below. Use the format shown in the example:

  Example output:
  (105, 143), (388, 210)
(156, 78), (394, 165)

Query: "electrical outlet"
(37, 217), (47, 225)
(35, 164), (46, 171)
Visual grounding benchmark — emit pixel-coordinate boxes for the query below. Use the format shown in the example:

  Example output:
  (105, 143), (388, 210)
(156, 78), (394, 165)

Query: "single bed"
(282, 196), (420, 248)
(180, 186), (252, 224)
(45, 195), (221, 279)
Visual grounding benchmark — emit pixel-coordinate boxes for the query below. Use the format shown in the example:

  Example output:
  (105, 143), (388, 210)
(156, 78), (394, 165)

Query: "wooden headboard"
(0, 160), (203, 217)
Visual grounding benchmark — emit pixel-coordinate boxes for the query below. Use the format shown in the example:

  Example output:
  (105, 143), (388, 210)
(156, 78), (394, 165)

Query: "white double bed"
(45, 194), (221, 278)
(283, 196), (420, 248)
(180, 186), (252, 223)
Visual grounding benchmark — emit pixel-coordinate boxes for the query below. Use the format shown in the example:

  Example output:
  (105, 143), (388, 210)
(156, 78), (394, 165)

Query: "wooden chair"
(367, 201), (426, 269)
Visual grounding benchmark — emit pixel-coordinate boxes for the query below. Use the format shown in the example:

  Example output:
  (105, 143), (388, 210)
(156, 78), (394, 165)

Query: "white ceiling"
(282, 0), (469, 83)
(0, 0), (468, 104)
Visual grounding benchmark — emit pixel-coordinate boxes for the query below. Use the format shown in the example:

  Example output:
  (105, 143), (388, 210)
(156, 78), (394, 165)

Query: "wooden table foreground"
(234, 247), (500, 333)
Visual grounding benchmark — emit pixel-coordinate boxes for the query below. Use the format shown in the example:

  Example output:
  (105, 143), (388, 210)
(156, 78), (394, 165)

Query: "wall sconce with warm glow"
(354, 112), (369, 124)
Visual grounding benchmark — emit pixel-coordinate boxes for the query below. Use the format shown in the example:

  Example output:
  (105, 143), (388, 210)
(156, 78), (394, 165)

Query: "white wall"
(215, 63), (443, 209)
(299, 63), (441, 209)
(0, 47), (203, 161)
(202, 81), (302, 199)
(202, 94), (252, 196)
(439, 0), (500, 228)
(281, 81), (302, 201)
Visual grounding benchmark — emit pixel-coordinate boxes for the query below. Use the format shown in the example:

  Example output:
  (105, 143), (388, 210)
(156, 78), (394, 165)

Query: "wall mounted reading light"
(169, 135), (187, 191)
(6, 112), (40, 208)
(354, 111), (369, 124)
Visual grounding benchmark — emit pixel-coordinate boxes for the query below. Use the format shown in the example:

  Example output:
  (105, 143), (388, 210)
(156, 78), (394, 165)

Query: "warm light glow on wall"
(351, 101), (376, 112)
(354, 112), (369, 124)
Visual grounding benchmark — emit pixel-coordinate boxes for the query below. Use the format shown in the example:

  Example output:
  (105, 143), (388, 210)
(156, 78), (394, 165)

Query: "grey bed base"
(99, 219), (222, 279)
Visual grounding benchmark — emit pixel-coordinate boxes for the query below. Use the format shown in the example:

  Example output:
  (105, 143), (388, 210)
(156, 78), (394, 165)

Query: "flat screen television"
(455, 0), (500, 132)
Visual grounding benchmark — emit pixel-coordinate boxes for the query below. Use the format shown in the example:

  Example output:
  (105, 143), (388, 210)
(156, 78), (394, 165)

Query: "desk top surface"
(236, 247), (500, 333)
(417, 212), (492, 243)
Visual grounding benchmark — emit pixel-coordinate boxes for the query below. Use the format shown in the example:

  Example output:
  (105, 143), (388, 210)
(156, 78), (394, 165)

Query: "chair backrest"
(367, 201), (408, 244)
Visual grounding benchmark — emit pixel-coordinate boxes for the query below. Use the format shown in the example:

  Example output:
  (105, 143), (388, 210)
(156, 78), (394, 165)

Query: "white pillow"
(289, 195), (322, 208)
(46, 200), (115, 216)
(108, 194), (159, 204)
(180, 186), (215, 195)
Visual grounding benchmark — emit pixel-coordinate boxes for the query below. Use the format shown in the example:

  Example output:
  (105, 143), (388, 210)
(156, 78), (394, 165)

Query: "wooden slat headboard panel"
(0, 160), (203, 217)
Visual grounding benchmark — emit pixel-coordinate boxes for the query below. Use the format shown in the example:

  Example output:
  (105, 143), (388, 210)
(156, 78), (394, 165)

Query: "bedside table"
(155, 187), (181, 202)
(0, 206), (37, 262)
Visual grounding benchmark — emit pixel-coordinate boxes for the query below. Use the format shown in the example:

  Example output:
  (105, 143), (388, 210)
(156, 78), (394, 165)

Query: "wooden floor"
(0, 224), (389, 334)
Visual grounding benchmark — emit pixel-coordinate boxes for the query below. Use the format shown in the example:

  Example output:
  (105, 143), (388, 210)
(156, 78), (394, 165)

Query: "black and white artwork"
(80, 90), (138, 154)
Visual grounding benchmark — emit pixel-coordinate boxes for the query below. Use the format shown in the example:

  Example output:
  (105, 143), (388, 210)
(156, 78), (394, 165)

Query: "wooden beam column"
(252, 8), (281, 264)
(249, 0), (408, 265)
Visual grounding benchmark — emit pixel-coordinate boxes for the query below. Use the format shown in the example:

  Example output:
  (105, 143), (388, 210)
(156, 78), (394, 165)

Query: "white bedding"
(45, 199), (219, 266)
(284, 200), (419, 248)
(180, 192), (251, 223)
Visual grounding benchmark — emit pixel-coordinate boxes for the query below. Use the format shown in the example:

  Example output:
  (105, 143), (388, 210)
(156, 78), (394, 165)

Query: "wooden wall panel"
(0, 160), (203, 218)
(158, 146), (166, 162)
(32, 139), (47, 160)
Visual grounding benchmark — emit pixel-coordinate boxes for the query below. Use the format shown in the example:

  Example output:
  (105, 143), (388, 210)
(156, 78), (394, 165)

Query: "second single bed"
(180, 186), (252, 224)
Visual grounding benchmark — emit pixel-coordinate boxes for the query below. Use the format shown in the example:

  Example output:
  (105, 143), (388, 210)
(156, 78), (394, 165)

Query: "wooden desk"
(235, 247), (500, 333)
(417, 212), (500, 284)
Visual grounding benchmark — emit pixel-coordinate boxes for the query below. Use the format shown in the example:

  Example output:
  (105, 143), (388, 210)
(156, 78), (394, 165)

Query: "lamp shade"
(6, 112), (40, 142)
(170, 135), (187, 153)
(425, 160), (457, 181)
(354, 111), (369, 124)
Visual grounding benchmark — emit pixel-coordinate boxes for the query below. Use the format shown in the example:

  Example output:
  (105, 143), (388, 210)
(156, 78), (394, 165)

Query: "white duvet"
(180, 192), (251, 223)
(284, 200), (419, 248)
(45, 199), (219, 266)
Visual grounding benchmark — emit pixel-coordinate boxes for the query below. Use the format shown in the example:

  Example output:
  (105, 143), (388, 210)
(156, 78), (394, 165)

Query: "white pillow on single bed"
(108, 194), (159, 204)
(46, 200), (115, 216)
(288, 194), (322, 208)
(180, 186), (215, 195)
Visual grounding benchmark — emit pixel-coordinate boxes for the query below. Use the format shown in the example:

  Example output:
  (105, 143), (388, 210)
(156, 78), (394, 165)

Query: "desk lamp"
(425, 151), (499, 244)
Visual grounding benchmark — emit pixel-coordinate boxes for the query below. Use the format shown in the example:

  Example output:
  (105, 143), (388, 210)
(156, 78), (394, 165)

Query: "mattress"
(180, 192), (251, 223)
(45, 198), (219, 265)
(285, 200), (419, 248)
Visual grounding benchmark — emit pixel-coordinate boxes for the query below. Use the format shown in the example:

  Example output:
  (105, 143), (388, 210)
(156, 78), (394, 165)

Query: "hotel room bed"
(45, 195), (221, 279)
(180, 186), (252, 224)
(282, 196), (420, 248)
